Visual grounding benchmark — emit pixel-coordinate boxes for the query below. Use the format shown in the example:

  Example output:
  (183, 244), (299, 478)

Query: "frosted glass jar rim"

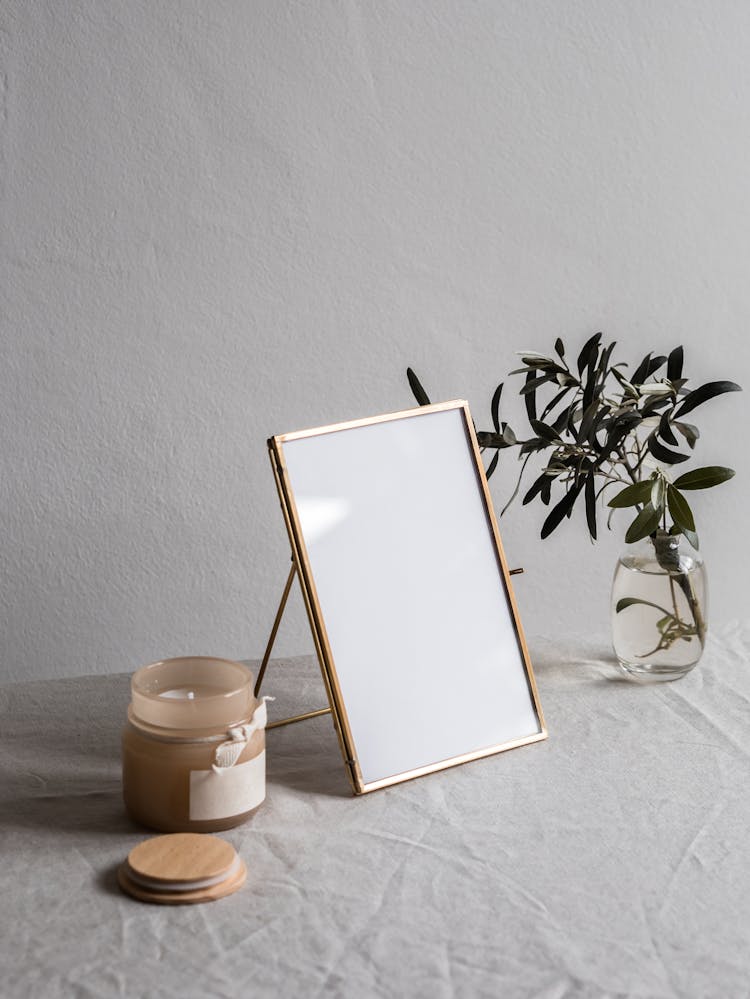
(131, 656), (255, 730)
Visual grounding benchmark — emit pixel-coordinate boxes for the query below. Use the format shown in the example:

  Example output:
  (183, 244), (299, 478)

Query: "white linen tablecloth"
(2, 626), (749, 998)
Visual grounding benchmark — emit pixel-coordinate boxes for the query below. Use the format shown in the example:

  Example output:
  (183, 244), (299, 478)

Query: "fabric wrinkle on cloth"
(1, 624), (749, 998)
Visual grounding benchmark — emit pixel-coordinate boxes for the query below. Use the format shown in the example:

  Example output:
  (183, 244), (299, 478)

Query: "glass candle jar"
(122, 657), (267, 832)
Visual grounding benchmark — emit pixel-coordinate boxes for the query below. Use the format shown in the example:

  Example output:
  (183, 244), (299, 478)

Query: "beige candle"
(122, 657), (267, 833)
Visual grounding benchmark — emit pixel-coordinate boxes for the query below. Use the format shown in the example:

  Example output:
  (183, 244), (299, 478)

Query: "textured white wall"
(1, 1), (748, 682)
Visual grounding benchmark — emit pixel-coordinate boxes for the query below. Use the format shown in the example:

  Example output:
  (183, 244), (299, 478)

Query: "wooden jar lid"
(118, 833), (247, 905)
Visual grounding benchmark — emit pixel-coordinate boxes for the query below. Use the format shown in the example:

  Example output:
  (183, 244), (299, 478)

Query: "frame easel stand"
(255, 559), (524, 731)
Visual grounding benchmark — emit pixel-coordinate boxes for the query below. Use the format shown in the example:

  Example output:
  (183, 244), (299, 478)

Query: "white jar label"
(189, 750), (266, 821)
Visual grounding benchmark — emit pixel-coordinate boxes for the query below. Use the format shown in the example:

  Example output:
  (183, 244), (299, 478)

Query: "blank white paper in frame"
(274, 401), (546, 790)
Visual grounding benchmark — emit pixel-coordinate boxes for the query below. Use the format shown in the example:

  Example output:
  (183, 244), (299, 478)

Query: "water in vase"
(611, 541), (708, 681)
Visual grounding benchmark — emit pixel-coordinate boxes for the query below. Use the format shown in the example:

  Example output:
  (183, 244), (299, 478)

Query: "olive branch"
(407, 334), (741, 655)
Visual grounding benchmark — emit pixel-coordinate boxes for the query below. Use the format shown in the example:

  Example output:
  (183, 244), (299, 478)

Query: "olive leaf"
(667, 345), (684, 382)
(524, 369), (538, 424)
(476, 431), (508, 448)
(490, 383), (503, 432)
(530, 419), (562, 443)
(577, 332), (602, 375)
(666, 485), (695, 533)
(608, 481), (652, 508)
(406, 368), (431, 407)
(647, 436), (690, 464)
(585, 473), (597, 540)
(616, 597), (673, 616)
(658, 412), (678, 446)
(625, 503), (661, 544)
(674, 421), (700, 449)
(520, 375), (552, 395)
(541, 481), (584, 539)
(683, 528), (700, 550)
(673, 380), (741, 418)
(673, 466), (735, 490)
(650, 475), (665, 511)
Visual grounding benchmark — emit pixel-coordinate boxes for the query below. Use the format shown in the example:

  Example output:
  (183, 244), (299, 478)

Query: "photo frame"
(266, 400), (546, 793)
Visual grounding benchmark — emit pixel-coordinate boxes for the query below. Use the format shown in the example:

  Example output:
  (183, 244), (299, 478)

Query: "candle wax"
(159, 685), (228, 701)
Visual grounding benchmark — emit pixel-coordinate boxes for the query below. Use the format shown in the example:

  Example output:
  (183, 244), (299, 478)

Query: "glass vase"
(611, 532), (708, 682)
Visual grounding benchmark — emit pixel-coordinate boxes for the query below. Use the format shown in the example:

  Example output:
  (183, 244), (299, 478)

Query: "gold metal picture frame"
(260, 400), (547, 794)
